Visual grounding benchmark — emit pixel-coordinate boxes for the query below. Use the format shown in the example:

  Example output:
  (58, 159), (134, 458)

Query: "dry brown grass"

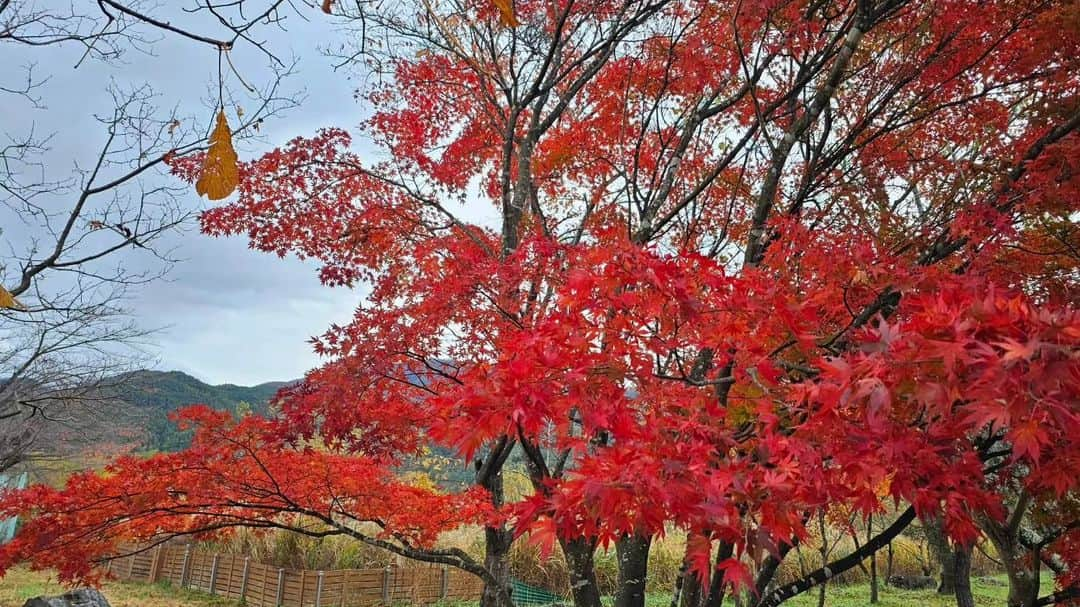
(0, 567), (237, 607)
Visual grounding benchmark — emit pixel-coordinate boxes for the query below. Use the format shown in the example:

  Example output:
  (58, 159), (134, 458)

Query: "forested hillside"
(115, 371), (290, 451)
(111, 371), (488, 485)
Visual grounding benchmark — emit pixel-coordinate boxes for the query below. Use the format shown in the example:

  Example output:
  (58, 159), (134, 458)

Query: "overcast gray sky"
(2, 5), (403, 385)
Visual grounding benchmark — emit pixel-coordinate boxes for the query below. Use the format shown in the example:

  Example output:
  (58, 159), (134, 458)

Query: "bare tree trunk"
(479, 461), (514, 607)
(817, 514), (828, 607)
(671, 561), (687, 607)
(703, 541), (734, 607)
(680, 567), (704, 607)
(868, 515), (879, 604)
(482, 525), (514, 607)
(926, 518), (957, 595)
(954, 545), (975, 607)
(518, 433), (600, 607)
(752, 547), (794, 603)
(563, 537), (602, 607)
(615, 534), (651, 607)
(886, 541), (894, 583)
(999, 542), (1039, 607)
(981, 495), (1039, 607)
(679, 533), (706, 607)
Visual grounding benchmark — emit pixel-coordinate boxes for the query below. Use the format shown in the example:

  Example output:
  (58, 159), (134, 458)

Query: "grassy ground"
(747, 575), (1032, 607)
(632, 575), (1054, 607)
(0, 568), (1055, 607)
(0, 566), (238, 607)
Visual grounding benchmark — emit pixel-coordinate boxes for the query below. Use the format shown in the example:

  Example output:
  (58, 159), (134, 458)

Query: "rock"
(22, 589), (111, 607)
(887, 574), (936, 590)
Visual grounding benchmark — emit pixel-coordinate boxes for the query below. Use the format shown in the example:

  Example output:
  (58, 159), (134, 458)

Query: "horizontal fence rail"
(107, 544), (484, 607)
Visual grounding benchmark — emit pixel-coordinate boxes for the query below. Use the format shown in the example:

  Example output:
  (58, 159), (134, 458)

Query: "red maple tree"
(2, 2), (1078, 607)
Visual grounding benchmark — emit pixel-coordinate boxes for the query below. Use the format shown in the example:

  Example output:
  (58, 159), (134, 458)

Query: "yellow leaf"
(195, 110), (239, 201)
(491, 0), (520, 27)
(0, 286), (26, 311)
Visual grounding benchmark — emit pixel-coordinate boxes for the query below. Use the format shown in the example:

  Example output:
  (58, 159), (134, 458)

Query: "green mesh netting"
(0, 472), (27, 544)
(511, 579), (562, 605)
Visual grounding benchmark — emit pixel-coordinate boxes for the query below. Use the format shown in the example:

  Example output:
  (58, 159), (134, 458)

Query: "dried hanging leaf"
(0, 286), (26, 311)
(322, 0), (333, 14)
(196, 110), (239, 201)
(491, 0), (520, 27)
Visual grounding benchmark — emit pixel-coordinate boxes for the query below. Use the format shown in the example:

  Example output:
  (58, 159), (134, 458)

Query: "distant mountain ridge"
(95, 370), (480, 489)
(114, 370), (296, 451)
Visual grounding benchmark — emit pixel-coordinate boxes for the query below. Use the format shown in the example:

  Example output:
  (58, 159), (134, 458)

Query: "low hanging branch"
(756, 507), (917, 607)
(1034, 585), (1080, 607)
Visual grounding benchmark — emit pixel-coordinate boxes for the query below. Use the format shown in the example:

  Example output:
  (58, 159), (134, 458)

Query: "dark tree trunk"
(482, 525), (514, 607)
(954, 544), (975, 607)
(615, 534), (651, 607)
(817, 514), (828, 607)
(478, 450), (514, 607)
(703, 541), (734, 607)
(680, 568), (704, 607)
(1001, 545), (1040, 607)
(868, 516), (879, 604)
(749, 543), (797, 607)
(671, 562), (687, 607)
(516, 434), (600, 607)
(564, 537), (603, 607)
(981, 496), (1039, 607)
(939, 554), (957, 594)
(885, 541), (894, 583)
(678, 531), (709, 607)
(926, 518), (957, 595)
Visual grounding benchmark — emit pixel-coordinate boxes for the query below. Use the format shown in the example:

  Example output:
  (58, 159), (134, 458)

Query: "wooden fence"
(107, 544), (484, 607)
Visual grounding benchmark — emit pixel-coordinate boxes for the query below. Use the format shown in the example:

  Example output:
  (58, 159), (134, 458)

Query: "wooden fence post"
(223, 555), (233, 598)
(180, 545), (192, 588)
(209, 554), (220, 595)
(262, 564), (270, 605)
(148, 545), (165, 583)
(239, 557), (251, 598)
(91, 544), (489, 607)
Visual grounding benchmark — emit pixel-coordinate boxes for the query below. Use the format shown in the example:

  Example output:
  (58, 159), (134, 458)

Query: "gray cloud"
(3, 5), (368, 385)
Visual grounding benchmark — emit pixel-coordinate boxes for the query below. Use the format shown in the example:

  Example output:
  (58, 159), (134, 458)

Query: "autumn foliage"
(2, 1), (1079, 606)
